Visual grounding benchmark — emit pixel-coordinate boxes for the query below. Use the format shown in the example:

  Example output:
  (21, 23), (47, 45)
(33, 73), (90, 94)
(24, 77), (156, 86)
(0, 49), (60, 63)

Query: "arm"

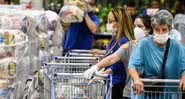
(102, 69), (113, 74)
(128, 68), (144, 95)
(128, 43), (144, 95)
(91, 49), (106, 55)
(177, 46), (185, 90)
(96, 52), (120, 70)
(128, 68), (140, 82)
(180, 71), (185, 90)
(96, 43), (130, 70)
(84, 51), (120, 79)
(84, 15), (99, 34)
(84, 43), (131, 79)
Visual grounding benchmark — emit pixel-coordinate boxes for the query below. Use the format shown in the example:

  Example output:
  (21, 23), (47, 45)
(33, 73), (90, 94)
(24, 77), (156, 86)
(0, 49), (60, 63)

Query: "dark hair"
(136, 14), (153, 35)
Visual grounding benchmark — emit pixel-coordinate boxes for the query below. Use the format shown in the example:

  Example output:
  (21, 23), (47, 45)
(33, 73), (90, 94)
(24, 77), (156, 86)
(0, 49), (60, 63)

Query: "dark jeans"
(112, 83), (125, 99)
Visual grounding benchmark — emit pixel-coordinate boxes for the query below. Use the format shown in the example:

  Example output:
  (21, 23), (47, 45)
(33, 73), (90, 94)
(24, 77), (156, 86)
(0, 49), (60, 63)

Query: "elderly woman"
(128, 10), (185, 98)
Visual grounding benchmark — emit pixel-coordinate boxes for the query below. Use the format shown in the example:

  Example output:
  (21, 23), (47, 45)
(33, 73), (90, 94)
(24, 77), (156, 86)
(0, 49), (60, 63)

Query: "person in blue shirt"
(84, 6), (135, 99)
(128, 10), (185, 99)
(63, 0), (100, 51)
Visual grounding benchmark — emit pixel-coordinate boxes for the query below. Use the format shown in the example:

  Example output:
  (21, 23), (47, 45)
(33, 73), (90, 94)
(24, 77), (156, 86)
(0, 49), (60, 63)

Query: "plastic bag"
(0, 16), (22, 30)
(174, 14), (185, 47)
(0, 30), (29, 99)
(35, 14), (49, 33)
(59, 5), (84, 23)
(65, 0), (86, 9)
(45, 10), (64, 56)
(0, 85), (14, 99)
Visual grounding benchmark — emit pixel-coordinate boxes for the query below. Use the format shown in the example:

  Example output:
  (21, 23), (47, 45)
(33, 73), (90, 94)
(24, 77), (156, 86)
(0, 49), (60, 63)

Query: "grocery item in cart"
(54, 73), (110, 99)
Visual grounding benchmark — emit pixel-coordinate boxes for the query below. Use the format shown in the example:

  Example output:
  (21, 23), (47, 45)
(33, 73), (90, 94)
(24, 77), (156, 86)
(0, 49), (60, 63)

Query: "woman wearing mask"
(84, 6), (135, 99)
(84, 14), (152, 99)
(129, 10), (185, 98)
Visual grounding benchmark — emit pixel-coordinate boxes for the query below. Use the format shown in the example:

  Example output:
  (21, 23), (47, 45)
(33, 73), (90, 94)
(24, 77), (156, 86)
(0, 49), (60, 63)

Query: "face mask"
(153, 33), (169, 44)
(134, 27), (146, 41)
(106, 23), (117, 34)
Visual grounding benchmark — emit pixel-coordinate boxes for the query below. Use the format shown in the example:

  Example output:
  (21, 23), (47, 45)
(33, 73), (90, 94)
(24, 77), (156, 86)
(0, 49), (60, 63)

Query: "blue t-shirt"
(64, 14), (100, 50)
(129, 36), (185, 99)
(129, 36), (185, 78)
(106, 36), (129, 85)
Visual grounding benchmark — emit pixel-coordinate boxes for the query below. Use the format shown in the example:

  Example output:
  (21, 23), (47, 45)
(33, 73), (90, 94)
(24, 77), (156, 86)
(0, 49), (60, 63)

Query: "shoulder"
(137, 36), (151, 46)
(90, 14), (100, 20)
(120, 40), (137, 49)
(170, 38), (182, 48)
(120, 37), (129, 43)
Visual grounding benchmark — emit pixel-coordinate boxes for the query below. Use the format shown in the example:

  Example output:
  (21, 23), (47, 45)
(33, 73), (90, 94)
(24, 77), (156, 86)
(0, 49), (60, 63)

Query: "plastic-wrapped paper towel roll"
(0, 30), (28, 74)
(59, 5), (84, 23)
(46, 10), (64, 46)
(0, 15), (35, 39)
(0, 30), (29, 99)
(0, 15), (22, 30)
(45, 10), (65, 56)
(45, 10), (58, 31)
(59, 0), (87, 23)
(35, 13), (49, 33)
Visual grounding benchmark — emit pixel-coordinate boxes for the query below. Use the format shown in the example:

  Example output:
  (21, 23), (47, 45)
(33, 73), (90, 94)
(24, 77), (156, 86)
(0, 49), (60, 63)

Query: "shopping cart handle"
(56, 72), (109, 78)
(140, 78), (180, 83)
(94, 72), (109, 77)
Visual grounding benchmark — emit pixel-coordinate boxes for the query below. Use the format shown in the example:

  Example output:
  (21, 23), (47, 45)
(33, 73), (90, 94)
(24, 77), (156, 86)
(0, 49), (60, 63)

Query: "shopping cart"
(54, 56), (100, 64)
(64, 49), (104, 58)
(43, 63), (95, 99)
(44, 50), (105, 99)
(44, 62), (94, 74)
(131, 78), (185, 99)
(51, 73), (112, 99)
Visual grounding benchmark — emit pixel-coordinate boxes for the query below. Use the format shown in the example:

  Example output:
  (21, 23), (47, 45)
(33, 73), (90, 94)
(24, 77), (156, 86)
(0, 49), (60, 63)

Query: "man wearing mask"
(128, 10), (185, 98)
(63, 0), (100, 52)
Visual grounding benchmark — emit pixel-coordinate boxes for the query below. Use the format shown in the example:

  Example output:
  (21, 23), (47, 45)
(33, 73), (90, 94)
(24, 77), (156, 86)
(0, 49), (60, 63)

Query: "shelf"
(95, 32), (112, 36)
(94, 32), (112, 39)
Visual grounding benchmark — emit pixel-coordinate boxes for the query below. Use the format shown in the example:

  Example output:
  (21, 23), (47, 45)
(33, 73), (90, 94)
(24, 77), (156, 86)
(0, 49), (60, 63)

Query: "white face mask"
(134, 27), (146, 41)
(106, 23), (117, 34)
(153, 33), (169, 44)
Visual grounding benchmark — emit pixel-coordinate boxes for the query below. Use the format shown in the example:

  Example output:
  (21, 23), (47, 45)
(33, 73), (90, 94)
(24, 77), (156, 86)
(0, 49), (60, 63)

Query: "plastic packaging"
(59, 5), (84, 23)
(0, 16), (22, 30)
(45, 10), (64, 56)
(0, 30), (29, 99)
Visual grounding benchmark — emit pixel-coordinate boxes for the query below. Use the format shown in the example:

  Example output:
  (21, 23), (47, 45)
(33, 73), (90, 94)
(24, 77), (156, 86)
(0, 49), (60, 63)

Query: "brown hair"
(111, 6), (135, 43)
